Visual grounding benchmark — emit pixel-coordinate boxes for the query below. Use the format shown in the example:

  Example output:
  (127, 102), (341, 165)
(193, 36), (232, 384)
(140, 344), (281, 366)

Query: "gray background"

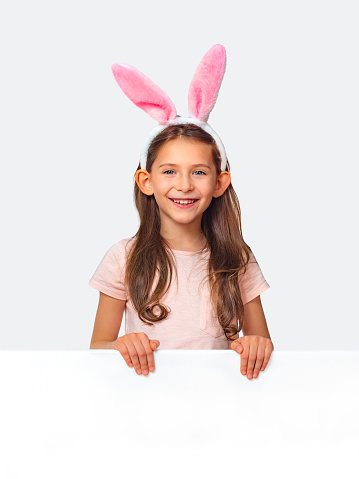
(1, 0), (358, 350)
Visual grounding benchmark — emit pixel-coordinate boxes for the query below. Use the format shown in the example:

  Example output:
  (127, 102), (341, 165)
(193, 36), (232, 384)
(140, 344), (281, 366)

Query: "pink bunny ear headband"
(111, 44), (228, 171)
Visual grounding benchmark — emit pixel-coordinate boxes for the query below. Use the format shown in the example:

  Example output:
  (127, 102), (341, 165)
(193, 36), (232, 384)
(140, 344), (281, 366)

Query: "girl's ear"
(188, 44), (226, 123)
(213, 171), (231, 198)
(111, 63), (177, 124)
(135, 169), (154, 196)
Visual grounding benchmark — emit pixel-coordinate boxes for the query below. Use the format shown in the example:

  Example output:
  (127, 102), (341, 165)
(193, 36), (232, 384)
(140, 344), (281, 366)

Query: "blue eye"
(163, 170), (206, 175)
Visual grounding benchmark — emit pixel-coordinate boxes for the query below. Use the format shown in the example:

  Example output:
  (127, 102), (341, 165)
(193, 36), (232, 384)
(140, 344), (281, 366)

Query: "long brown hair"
(124, 123), (254, 340)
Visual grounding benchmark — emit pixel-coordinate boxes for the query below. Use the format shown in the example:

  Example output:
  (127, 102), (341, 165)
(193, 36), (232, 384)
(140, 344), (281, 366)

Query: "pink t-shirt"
(89, 237), (270, 349)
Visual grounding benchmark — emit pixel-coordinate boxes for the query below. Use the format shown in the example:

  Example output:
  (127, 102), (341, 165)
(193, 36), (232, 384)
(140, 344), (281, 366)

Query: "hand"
(231, 335), (274, 380)
(113, 332), (160, 376)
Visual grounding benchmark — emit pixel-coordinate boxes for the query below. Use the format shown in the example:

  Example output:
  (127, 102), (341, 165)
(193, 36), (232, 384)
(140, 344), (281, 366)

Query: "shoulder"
(104, 236), (136, 263)
(110, 236), (136, 251)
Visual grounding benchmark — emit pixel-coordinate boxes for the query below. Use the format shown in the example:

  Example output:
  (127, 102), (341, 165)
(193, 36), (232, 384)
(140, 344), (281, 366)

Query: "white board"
(0, 350), (358, 478)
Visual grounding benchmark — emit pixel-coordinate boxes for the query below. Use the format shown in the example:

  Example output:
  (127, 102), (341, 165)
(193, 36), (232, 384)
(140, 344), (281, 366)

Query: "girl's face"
(136, 137), (231, 231)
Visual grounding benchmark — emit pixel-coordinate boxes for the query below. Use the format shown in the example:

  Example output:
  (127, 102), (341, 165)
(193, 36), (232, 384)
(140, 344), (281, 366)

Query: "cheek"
(201, 179), (217, 196)
(152, 177), (170, 192)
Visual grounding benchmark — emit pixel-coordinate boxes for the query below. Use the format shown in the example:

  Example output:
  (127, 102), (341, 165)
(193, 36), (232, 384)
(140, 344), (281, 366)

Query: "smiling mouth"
(169, 198), (199, 205)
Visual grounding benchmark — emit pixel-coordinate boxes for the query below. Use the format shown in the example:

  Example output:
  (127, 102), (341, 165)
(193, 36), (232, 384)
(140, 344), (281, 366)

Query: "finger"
(246, 341), (258, 379)
(150, 340), (160, 351)
(240, 342), (249, 375)
(124, 338), (143, 374)
(115, 341), (133, 368)
(231, 340), (243, 354)
(252, 345), (265, 378)
(138, 336), (158, 374)
(149, 340), (160, 372)
(261, 342), (274, 371)
(132, 336), (150, 375)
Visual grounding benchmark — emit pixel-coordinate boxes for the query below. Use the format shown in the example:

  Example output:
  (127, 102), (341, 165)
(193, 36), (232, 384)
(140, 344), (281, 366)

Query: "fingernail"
(149, 366), (155, 372)
(137, 369), (142, 374)
(143, 370), (148, 375)
(248, 374), (252, 379)
(242, 370), (246, 375)
(253, 373), (258, 378)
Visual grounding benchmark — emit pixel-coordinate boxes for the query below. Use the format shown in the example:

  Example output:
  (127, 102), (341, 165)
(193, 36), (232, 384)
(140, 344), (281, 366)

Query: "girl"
(89, 45), (274, 380)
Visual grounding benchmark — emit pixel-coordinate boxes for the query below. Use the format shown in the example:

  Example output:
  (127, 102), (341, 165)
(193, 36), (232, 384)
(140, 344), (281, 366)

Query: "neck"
(160, 223), (207, 252)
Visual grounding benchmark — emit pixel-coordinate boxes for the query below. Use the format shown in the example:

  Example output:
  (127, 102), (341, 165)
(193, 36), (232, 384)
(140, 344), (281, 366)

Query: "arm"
(242, 295), (271, 340)
(90, 292), (126, 349)
(230, 294), (274, 380)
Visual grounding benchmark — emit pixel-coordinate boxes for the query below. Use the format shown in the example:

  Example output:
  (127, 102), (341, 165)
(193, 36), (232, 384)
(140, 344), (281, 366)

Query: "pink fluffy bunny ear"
(188, 44), (226, 122)
(111, 63), (177, 124)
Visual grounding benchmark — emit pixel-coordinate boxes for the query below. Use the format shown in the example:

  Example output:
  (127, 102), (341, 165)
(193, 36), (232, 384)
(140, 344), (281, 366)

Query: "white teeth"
(171, 199), (197, 205)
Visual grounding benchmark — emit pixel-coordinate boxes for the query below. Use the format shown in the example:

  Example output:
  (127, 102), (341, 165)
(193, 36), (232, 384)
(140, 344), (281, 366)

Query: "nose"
(175, 174), (194, 193)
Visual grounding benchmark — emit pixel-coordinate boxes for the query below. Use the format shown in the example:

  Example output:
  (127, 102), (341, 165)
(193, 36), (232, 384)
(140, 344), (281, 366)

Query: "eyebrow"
(158, 163), (211, 169)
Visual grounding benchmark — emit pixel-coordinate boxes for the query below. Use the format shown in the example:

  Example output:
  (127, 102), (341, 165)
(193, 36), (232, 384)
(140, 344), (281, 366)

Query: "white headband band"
(111, 44), (228, 172)
(140, 117), (228, 171)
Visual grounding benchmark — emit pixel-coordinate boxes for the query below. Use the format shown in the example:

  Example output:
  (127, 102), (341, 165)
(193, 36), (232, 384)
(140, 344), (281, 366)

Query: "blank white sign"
(0, 350), (358, 479)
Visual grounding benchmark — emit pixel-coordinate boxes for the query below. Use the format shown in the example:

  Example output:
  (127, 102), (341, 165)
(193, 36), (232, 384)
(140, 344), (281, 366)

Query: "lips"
(169, 198), (199, 204)
(167, 197), (200, 209)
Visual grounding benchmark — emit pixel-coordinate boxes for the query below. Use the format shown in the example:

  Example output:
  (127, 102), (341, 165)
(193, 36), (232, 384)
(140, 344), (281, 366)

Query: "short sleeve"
(238, 250), (270, 304)
(88, 240), (128, 300)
